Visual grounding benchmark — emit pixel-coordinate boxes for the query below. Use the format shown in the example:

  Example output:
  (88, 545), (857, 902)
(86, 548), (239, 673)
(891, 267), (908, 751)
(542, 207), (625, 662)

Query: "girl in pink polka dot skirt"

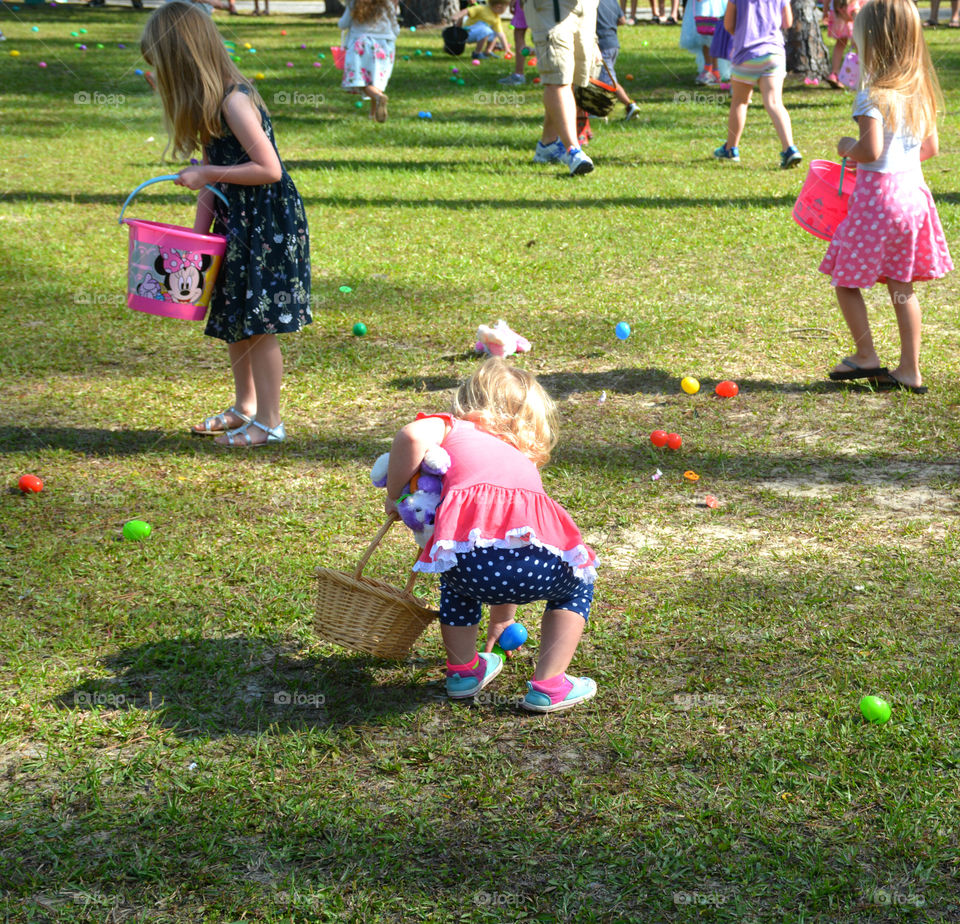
(821, 0), (952, 394)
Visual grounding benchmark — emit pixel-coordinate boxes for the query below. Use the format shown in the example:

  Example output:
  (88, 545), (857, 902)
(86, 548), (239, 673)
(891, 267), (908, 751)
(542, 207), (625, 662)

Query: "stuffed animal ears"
(370, 451), (391, 488)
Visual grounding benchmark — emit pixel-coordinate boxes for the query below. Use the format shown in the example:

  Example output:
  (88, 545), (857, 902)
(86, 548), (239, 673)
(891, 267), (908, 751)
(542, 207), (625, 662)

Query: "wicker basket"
(315, 516), (437, 659)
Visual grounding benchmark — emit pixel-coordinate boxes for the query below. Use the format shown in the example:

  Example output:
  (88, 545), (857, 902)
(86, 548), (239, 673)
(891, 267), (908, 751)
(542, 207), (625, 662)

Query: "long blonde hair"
(141, 1), (266, 159)
(451, 358), (557, 467)
(853, 0), (943, 140)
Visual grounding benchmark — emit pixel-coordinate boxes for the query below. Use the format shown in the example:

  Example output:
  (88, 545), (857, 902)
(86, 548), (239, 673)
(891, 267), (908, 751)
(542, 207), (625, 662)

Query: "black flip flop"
(872, 372), (928, 394)
(828, 359), (888, 381)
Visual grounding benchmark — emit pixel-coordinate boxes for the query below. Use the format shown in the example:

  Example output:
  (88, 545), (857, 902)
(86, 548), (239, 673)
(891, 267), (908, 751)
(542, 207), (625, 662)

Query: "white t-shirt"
(852, 89), (922, 174)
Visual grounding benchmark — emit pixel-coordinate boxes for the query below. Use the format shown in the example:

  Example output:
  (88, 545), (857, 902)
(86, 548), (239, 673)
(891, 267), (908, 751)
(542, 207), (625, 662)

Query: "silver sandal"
(219, 419), (286, 447)
(192, 406), (252, 435)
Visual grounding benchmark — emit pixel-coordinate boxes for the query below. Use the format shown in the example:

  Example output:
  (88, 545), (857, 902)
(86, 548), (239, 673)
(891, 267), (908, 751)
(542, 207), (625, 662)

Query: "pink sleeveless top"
(413, 413), (597, 582)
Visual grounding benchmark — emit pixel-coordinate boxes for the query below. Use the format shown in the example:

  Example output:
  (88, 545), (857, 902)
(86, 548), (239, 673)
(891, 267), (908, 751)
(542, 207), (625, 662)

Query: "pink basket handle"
(118, 174), (230, 225)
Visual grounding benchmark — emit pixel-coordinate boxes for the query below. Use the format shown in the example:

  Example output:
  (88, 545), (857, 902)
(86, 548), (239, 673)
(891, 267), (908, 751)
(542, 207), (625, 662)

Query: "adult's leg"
(541, 83), (579, 149)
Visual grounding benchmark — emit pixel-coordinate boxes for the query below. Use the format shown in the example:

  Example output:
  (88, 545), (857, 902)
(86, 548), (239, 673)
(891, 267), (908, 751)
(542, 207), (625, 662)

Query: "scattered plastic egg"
(666, 433), (682, 450)
(614, 321), (630, 340)
(122, 519), (152, 541)
(704, 495), (719, 508)
(859, 695), (891, 724)
(650, 430), (668, 448)
(715, 380), (739, 398)
(18, 474), (43, 494)
(353, 322), (367, 336)
(680, 376), (700, 394)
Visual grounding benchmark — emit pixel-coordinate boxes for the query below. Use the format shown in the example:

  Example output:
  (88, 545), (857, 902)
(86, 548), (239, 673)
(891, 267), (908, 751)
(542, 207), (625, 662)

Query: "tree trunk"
(784, 0), (830, 78)
(399, 0), (461, 27)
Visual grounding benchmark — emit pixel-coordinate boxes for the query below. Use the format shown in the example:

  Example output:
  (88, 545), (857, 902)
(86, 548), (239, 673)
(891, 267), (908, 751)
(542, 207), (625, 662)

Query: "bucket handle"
(838, 157), (847, 196)
(118, 174), (230, 225)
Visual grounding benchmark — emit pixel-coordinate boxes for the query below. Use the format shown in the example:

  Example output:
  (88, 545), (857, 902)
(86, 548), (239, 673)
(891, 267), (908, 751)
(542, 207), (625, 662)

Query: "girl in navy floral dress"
(142, 1), (311, 446)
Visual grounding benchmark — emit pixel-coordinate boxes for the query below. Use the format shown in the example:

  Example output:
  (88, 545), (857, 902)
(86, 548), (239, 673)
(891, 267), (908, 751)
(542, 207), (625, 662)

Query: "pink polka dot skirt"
(820, 169), (953, 288)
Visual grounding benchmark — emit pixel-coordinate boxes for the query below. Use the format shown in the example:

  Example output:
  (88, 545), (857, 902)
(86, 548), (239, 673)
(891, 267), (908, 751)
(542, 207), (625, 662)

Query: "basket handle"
(838, 157), (847, 196)
(118, 174), (230, 225)
(354, 514), (421, 594)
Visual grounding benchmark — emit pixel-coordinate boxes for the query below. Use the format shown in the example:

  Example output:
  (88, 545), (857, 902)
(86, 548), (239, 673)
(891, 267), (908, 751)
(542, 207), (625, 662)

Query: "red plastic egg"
(715, 380), (739, 398)
(18, 474), (43, 493)
(650, 429), (668, 447)
(666, 433), (682, 450)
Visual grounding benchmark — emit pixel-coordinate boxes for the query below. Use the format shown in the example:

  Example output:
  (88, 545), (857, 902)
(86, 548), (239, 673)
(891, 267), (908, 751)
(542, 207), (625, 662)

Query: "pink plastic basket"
(118, 176), (228, 321)
(331, 45), (346, 70)
(695, 15), (718, 34)
(792, 159), (857, 242)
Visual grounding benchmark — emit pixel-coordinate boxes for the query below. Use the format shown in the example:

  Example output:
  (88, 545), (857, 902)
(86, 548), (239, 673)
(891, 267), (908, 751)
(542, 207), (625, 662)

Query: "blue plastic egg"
(498, 623), (528, 651)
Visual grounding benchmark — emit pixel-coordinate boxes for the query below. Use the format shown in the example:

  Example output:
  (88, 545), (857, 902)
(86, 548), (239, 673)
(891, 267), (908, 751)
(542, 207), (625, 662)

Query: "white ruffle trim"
(413, 526), (598, 583)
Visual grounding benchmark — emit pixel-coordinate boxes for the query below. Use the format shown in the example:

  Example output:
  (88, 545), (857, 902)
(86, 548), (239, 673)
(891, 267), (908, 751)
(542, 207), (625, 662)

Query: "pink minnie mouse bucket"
(118, 175), (229, 321)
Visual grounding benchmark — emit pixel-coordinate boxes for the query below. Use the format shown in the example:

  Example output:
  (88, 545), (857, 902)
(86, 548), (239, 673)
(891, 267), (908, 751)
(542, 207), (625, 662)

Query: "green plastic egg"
(859, 695), (891, 724)
(122, 519), (152, 541)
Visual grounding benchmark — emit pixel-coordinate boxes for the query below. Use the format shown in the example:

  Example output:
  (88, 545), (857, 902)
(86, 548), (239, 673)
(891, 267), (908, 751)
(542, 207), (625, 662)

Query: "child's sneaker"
(566, 146), (594, 175)
(522, 674), (597, 713)
(714, 143), (740, 162)
(498, 72), (525, 85)
(446, 651), (503, 699)
(624, 102), (640, 121)
(695, 69), (711, 84)
(780, 145), (802, 169)
(533, 138), (566, 163)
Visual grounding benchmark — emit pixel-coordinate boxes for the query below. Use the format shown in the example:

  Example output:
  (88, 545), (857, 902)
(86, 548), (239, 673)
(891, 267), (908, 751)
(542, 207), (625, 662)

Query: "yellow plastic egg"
(680, 376), (700, 394)
(254, 72), (265, 79)
(244, 42), (252, 49)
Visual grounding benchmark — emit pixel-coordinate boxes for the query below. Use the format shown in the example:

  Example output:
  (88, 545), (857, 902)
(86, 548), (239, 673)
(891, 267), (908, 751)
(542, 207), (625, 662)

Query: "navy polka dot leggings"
(439, 545), (594, 627)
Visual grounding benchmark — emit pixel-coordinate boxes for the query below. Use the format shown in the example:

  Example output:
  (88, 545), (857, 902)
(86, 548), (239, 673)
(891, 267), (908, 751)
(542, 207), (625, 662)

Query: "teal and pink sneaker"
(446, 651), (503, 699)
(522, 674), (597, 713)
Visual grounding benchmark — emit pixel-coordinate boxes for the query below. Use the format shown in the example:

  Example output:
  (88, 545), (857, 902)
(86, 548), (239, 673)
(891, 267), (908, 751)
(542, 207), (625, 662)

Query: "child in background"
(713, 0), (801, 167)
(821, 0), (952, 393)
(142, 1), (311, 446)
(824, 0), (863, 88)
(499, 0), (528, 84)
(384, 358), (598, 713)
(680, 0), (725, 84)
(455, 0), (512, 59)
(339, 0), (399, 122)
(578, 0), (640, 142)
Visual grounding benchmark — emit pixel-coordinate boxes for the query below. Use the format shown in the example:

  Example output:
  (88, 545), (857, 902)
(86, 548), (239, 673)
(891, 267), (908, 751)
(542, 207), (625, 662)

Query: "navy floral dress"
(204, 83), (311, 344)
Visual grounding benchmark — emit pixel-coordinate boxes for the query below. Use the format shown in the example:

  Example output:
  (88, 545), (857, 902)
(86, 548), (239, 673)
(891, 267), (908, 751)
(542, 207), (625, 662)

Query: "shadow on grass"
(0, 426), (392, 460)
(54, 636), (437, 737)
(390, 367), (851, 397)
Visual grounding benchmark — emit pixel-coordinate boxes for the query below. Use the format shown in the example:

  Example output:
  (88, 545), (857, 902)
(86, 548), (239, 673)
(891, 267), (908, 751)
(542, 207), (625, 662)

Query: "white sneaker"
(565, 146), (594, 176)
(498, 72), (525, 85)
(624, 102), (639, 121)
(695, 69), (710, 84)
(533, 138), (565, 163)
(702, 70), (718, 85)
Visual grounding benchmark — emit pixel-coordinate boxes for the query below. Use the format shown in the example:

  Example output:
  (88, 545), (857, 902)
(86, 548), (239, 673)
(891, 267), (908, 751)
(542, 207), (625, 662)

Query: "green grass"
(2, 3), (960, 921)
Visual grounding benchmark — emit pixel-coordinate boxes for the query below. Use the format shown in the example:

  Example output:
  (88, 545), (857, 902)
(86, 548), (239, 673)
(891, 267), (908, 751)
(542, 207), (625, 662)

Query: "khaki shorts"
(524, 0), (599, 87)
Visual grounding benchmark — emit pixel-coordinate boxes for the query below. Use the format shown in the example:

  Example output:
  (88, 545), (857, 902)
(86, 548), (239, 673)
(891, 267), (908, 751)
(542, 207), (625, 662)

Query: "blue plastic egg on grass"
(615, 321), (631, 340)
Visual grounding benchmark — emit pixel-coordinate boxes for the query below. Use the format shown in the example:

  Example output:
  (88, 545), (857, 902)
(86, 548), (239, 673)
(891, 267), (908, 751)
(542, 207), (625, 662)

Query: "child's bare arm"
(386, 417), (448, 502)
(724, 1), (737, 34)
(920, 126), (939, 161)
(838, 114), (883, 163)
(781, 1), (793, 30)
(192, 152), (215, 232)
(176, 91), (282, 190)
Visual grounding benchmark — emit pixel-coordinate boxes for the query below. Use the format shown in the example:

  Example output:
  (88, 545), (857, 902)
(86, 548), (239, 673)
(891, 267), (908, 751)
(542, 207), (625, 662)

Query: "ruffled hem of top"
(414, 526), (598, 583)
